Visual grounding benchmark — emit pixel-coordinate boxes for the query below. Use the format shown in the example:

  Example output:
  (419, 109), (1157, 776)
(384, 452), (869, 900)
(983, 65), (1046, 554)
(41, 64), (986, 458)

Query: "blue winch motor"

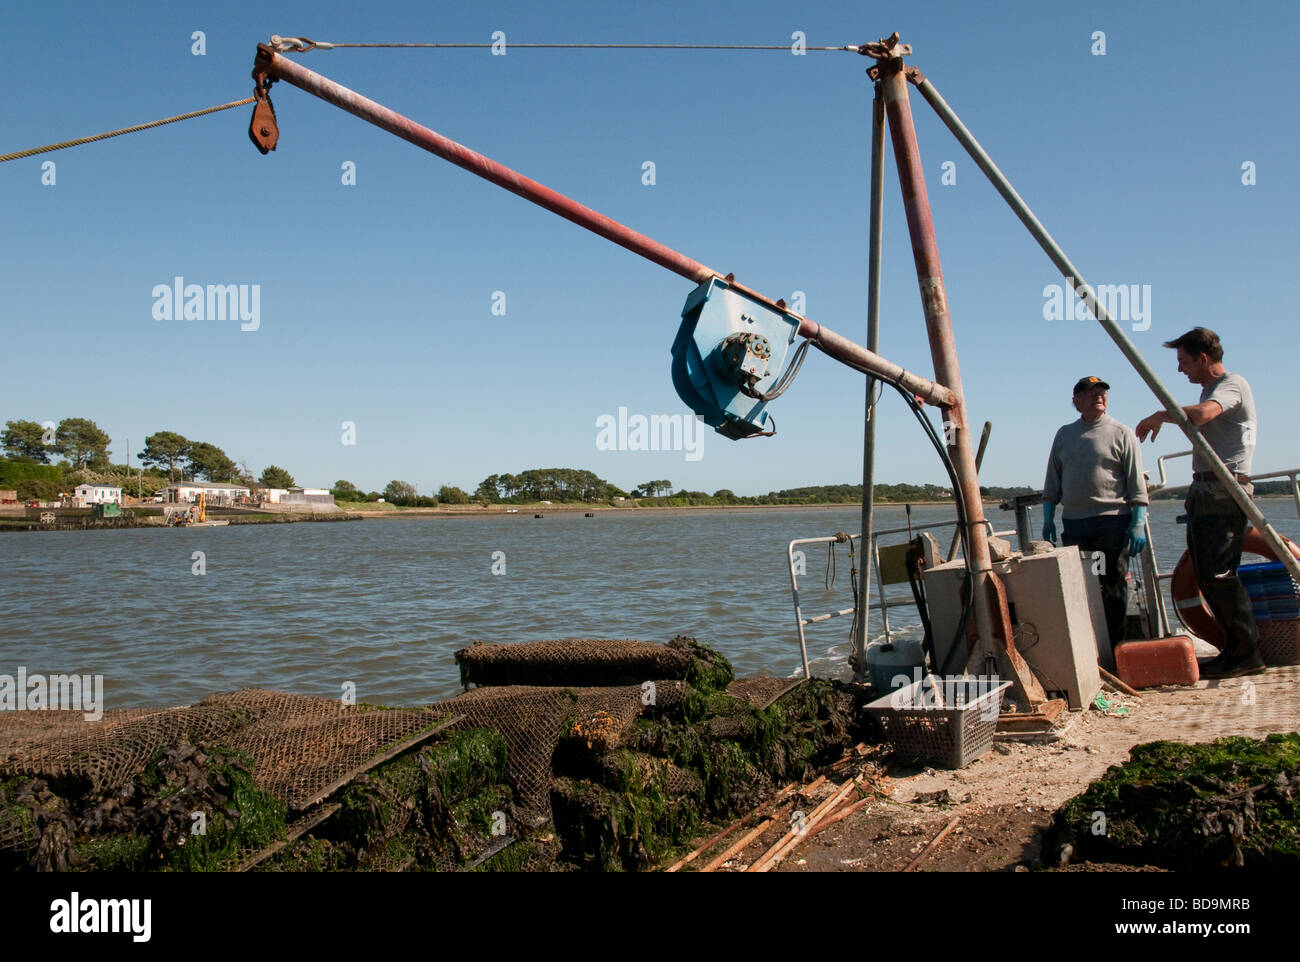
(671, 277), (803, 439)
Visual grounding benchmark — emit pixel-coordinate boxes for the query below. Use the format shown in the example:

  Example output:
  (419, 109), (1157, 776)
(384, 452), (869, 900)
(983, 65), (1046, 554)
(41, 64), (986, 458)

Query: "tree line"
(473, 469), (628, 503)
(325, 469), (1047, 508)
(327, 469), (628, 506)
(2, 418), (297, 492)
(328, 480), (472, 507)
(21, 420), (1288, 509)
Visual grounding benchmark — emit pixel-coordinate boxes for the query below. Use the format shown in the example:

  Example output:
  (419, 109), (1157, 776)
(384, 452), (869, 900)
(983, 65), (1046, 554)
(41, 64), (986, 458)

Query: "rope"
(846, 535), (860, 648)
(268, 35), (864, 53)
(0, 98), (255, 164)
(825, 531), (852, 591)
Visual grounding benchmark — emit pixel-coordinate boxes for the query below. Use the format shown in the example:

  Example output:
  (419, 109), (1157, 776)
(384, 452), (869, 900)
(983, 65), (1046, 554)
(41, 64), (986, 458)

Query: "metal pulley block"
(671, 276), (800, 439)
(248, 50), (280, 155)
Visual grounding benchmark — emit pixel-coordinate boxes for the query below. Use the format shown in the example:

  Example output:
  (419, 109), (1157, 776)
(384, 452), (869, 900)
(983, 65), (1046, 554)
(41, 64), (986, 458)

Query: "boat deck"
(767, 666), (1299, 871)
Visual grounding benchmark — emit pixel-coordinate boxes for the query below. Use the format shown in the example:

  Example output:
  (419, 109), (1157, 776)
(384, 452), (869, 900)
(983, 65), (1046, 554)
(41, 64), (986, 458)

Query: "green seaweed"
(74, 833), (151, 872)
(163, 747), (288, 872)
(679, 639), (735, 696)
(477, 838), (535, 872)
(334, 729), (512, 868)
(257, 835), (352, 872)
(427, 728), (509, 803)
(450, 784), (514, 841)
(1052, 733), (1300, 869)
(551, 766), (699, 872)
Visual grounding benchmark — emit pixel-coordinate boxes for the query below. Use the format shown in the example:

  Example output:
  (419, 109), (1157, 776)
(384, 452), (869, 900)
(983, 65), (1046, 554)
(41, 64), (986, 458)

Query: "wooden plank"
(996, 698), (1066, 733)
(1099, 666), (1143, 699)
(806, 794), (874, 841)
(697, 779), (820, 871)
(701, 816), (779, 873)
(233, 802), (342, 872)
(294, 713), (465, 811)
(903, 815), (960, 872)
(464, 834), (516, 870)
(666, 780), (801, 872)
(752, 775), (863, 873)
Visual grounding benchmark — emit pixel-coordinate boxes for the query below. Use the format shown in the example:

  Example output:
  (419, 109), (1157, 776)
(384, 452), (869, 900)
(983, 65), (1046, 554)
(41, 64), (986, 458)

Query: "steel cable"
(268, 36), (864, 53)
(0, 98), (255, 164)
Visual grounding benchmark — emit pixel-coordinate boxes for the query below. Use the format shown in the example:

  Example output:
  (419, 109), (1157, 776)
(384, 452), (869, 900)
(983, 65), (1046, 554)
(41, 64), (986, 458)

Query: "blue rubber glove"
(1127, 505), (1148, 556)
(1041, 502), (1057, 545)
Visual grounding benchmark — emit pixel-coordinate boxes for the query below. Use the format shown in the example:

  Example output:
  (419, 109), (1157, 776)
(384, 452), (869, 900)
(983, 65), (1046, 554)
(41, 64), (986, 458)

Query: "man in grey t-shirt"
(1137, 327), (1262, 678)
(1043, 376), (1149, 648)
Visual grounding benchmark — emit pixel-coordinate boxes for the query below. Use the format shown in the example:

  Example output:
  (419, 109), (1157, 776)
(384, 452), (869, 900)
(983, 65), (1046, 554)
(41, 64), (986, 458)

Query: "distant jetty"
(0, 506), (359, 532)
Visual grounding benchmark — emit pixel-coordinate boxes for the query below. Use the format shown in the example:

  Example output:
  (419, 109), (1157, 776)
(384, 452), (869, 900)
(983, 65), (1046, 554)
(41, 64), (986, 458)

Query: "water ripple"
(2, 504), (1295, 708)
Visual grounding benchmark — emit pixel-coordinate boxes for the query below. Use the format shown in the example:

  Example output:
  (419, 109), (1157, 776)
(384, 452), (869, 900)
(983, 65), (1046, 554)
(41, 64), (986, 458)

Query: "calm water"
(2, 501), (1296, 709)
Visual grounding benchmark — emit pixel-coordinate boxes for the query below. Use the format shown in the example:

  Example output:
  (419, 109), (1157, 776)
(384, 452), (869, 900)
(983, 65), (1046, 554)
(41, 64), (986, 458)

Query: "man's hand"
(1041, 502), (1057, 545)
(1127, 505), (1148, 556)
(1136, 411), (1166, 442)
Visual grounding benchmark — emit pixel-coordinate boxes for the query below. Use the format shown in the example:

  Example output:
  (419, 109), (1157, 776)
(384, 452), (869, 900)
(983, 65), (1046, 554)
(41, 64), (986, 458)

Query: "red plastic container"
(1114, 636), (1201, 689)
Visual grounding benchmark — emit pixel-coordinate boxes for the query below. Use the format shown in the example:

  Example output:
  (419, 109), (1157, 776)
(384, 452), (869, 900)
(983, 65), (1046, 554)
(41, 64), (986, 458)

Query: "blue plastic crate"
(1240, 562), (1300, 621)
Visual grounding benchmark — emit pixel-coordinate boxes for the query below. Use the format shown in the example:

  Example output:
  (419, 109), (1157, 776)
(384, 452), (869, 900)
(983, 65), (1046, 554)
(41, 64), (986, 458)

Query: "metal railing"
(1151, 450), (1300, 517)
(787, 517), (1016, 678)
(784, 467), (1300, 676)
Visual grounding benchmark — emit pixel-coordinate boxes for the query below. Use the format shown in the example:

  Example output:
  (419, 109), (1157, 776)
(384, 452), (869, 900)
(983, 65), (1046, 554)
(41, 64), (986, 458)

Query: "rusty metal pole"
(875, 55), (993, 656)
(871, 43), (1043, 707)
(252, 45), (957, 410)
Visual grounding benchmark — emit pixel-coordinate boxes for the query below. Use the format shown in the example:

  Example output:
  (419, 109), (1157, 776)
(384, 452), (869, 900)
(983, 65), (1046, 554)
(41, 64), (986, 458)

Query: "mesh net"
(456, 638), (699, 687)
(431, 681), (688, 823)
(0, 639), (868, 872)
(204, 690), (453, 810)
(727, 676), (804, 711)
(0, 689), (453, 810)
(0, 702), (254, 796)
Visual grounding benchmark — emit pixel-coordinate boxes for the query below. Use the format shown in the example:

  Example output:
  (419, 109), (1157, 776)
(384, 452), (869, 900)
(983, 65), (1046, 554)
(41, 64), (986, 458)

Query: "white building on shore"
(165, 481), (251, 505)
(74, 484), (122, 506)
(249, 484), (289, 503)
(282, 487), (334, 507)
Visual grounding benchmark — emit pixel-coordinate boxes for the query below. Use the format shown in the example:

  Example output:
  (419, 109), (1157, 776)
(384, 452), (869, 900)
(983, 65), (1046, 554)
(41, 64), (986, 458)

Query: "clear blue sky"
(3, 0), (1297, 496)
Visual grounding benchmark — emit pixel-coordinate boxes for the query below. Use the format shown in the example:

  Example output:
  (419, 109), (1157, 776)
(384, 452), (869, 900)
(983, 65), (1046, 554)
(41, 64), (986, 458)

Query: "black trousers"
(1186, 482), (1260, 658)
(1063, 514), (1130, 647)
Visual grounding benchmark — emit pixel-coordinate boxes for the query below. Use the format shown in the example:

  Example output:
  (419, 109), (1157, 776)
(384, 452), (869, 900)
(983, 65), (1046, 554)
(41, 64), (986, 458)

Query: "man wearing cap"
(1136, 327), (1262, 678)
(1042, 376), (1149, 650)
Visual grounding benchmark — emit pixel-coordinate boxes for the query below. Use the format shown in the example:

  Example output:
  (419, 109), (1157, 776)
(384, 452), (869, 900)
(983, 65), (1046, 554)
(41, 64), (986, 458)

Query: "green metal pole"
(853, 85), (887, 682)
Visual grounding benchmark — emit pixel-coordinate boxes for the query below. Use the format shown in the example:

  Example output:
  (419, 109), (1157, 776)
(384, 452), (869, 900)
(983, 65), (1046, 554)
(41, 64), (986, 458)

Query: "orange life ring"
(1171, 526), (1300, 650)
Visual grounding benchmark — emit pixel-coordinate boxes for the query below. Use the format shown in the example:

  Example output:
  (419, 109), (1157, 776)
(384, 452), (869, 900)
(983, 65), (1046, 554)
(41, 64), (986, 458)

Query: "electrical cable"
(845, 535), (860, 651)
(905, 541), (938, 672)
(887, 382), (975, 674)
(820, 345), (975, 675)
(806, 344), (975, 671)
(739, 338), (812, 402)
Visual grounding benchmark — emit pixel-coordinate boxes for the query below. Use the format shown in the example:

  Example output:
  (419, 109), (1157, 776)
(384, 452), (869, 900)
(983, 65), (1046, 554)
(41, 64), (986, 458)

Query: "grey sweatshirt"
(1043, 414), (1149, 519)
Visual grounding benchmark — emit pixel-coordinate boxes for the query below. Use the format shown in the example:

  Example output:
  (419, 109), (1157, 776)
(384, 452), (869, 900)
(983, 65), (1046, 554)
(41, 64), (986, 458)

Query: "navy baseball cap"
(1072, 376), (1110, 395)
